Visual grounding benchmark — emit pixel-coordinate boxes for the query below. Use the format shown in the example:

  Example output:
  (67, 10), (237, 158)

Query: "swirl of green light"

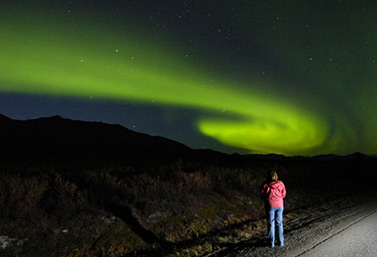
(0, 6), (329, 155)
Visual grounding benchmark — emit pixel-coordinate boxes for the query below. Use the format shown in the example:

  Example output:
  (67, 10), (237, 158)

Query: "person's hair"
(270, 170), (278, 182)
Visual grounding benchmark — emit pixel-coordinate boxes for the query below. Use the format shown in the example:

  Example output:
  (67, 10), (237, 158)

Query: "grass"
(0, 157), (375, 256)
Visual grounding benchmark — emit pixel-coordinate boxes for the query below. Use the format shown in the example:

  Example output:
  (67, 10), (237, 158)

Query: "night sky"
(1, 0), (377, 156)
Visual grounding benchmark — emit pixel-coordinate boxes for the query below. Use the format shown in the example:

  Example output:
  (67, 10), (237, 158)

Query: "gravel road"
(300, 210), (377, 257)
(207, 195), (377, 257)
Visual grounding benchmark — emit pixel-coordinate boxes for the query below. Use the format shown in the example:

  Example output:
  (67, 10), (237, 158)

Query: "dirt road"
(207, 195), (377, 257)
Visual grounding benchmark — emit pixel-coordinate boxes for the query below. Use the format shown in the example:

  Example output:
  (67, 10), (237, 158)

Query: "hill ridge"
(0, 114), (375, 167)
(0, 114), (199, 166)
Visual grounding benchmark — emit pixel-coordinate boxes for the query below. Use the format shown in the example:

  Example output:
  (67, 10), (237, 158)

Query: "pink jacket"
(261, 180), (286, 208)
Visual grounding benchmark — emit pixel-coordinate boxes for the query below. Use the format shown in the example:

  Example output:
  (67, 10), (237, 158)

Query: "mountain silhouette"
(1, 114), (374, 168)
(0, 114), (208, 167)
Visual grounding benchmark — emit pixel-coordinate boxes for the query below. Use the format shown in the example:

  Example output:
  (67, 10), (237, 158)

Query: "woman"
(261, 170), (286, 248)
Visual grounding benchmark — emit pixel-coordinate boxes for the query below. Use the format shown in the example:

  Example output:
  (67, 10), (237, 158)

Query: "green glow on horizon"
(3, 3), (376, 156)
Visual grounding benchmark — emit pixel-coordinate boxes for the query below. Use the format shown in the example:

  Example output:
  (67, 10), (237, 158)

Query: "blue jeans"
(268, 207), (284, 247)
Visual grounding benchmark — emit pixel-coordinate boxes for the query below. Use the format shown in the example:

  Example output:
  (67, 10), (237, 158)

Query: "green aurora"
(1, 1), (377, 156)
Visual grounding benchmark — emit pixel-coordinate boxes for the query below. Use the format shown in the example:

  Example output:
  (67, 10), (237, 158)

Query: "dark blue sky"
(1, 0), (376, 156)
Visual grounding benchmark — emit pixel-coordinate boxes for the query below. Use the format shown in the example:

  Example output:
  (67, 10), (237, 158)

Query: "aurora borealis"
(1, 1), (377, 156)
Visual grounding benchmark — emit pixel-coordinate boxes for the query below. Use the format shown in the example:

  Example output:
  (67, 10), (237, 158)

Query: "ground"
(207, 194), (377, 257)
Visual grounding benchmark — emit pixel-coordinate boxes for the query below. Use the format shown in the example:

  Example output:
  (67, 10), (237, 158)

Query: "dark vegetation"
(0, 114), (376, 256)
